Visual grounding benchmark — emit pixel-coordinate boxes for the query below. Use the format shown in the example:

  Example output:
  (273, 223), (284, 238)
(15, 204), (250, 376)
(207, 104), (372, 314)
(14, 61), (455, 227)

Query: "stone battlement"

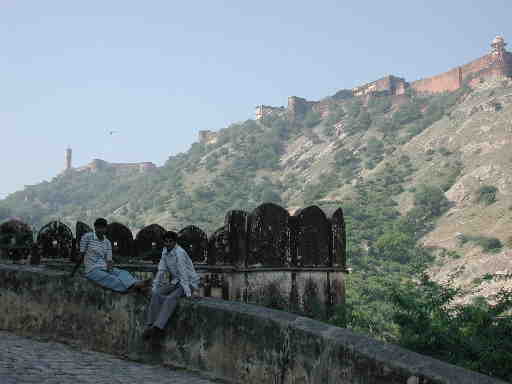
(198, 130), (219, 145)
(256, 36), (512, 122)
(76, 159), (156, 173)
(255, 105), (286, 121)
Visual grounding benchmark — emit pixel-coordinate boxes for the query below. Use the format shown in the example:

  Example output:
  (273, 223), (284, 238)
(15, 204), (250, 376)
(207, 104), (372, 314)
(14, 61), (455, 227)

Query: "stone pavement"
(0, 331), (219, 384)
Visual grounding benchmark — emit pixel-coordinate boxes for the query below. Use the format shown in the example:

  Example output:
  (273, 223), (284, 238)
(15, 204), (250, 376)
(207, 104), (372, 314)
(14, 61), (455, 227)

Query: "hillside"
(2, 76), (512, 307)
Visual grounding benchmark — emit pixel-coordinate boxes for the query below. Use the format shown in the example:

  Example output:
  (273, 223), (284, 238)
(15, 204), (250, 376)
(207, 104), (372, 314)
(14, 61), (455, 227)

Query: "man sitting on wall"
(143, 230), (200, 341)
(80, 218), (151, 293)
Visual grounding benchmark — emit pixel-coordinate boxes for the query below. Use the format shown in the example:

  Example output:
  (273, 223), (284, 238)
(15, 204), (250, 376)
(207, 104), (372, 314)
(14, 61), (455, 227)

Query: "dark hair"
(94, 218), (108, 227)
(163, 231), (178, 241)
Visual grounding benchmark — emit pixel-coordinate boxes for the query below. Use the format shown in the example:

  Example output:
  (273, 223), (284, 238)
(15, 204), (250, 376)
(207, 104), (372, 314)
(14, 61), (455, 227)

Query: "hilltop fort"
(63, 147), (156, 173)
(250, 36), (511, 124)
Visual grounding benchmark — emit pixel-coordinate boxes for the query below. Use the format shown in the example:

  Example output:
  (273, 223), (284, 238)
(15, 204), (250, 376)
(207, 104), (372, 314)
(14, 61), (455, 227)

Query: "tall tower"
(65, 147), (72, 171)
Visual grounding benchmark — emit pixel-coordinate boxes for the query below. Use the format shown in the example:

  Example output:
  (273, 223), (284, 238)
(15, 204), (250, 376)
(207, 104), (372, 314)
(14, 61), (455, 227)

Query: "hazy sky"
(1, 1), (511, 198)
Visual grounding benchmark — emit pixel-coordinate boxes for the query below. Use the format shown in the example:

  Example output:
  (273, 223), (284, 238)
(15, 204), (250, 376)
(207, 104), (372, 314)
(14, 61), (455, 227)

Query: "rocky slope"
(2, 78), (512, 300)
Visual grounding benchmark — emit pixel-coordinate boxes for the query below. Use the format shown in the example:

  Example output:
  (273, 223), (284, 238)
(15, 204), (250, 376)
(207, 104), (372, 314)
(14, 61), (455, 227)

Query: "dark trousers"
(146, 284), (185, 329)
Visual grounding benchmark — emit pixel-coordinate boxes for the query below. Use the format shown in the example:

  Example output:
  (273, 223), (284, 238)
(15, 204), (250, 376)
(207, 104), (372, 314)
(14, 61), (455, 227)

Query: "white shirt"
(80, 231), (112, 274)
(152, 244), (200, 297)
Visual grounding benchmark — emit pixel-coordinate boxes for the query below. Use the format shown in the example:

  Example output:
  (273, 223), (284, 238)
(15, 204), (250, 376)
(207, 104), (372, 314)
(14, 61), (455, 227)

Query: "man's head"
(163, 231), (178, 250)
(94, 218), (108, 236)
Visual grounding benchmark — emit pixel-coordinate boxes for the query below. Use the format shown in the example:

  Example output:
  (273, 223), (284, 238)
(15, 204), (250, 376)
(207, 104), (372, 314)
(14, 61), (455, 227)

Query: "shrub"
(475, 185), (498, 205)
(323, 124), (336, 137)
(304, 110), (322, 128)
(461, 234), (503, 253)
(391, 272), (512, 381)
(392, 102), (422, 125)
(438, 147), (452, 156)
(413, 185), (450, 217)
(367, 95), (392, 114)
(476, 237), (502, 252)
(377, 119), (397, 134)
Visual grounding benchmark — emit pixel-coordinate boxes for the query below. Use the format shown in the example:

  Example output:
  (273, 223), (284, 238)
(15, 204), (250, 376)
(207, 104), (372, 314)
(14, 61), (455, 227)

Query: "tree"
(374, 231), (416, 263)
(392, 102), (422, 125)
(0, 205), (11, 221)
(304, 110), (322, 128)
(391, 273), (512, 381)
(413, 184), (449, 217)
(475, 185), (498, 205)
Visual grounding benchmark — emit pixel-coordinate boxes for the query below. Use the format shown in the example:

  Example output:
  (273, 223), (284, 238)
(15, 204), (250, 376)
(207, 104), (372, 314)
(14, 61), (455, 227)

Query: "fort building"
(198, 130), (219, 145)
(65, 147), (72, 171)
(256, 36), (512, 122)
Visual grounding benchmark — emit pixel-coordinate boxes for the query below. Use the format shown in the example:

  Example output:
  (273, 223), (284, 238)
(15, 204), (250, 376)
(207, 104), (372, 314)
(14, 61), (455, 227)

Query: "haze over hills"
(1, 36), (512, 302)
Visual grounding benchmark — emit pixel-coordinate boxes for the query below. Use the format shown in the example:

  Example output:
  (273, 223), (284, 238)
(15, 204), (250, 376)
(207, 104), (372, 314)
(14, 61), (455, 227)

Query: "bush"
(376, 119), (397, 134)
(374, 231), (416, 263)
(438, 147), (452, 156)
(324, 104), (345, 126)
(460, 234), (503, 253)
(391, 272), (512, 381)
(366, 137), (384, 158)
(475, 185), (498, 205)
(392, 102), (422, 125)
(413, 185), (450, 217)
(367, 95), (392, 114)
(304, 110), (322, 128)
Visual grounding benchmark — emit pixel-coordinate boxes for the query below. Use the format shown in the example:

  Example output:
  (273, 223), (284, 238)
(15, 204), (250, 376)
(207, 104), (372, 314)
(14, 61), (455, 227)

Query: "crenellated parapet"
(255, 36), (512, 123)
(255, 105), (286, 121)
(76, 159), (156, 174)
(411, 36), (512, 93)
(198, 130), (218, 145)
(353, 75), (408, 97)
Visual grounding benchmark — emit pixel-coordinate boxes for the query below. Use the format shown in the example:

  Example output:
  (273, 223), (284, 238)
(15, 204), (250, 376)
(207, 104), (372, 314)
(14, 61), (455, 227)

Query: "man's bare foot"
(142, 326), (165, 342)
(139, 286), (152, 297)
(142, 327), (155, 341)
(133, 278), (152, 289)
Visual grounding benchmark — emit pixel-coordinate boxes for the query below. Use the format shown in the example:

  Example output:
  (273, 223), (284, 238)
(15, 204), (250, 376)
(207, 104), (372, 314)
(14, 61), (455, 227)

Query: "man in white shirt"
(80, 218), (150, 293)
(143, 230), (200, 341)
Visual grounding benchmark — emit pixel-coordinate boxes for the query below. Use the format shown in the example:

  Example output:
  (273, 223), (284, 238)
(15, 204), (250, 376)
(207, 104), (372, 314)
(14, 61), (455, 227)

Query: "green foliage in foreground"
(331, 269), (512, 381)
(391, 272), (512, 382)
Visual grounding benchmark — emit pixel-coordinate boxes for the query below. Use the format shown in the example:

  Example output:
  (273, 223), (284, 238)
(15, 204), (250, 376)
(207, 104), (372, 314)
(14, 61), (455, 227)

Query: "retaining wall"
(0, 264), (506, 384)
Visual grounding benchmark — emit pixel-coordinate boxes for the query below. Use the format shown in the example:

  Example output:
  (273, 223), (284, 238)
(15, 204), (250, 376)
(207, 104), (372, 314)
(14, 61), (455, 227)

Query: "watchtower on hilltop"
(65, 148), (72, 171)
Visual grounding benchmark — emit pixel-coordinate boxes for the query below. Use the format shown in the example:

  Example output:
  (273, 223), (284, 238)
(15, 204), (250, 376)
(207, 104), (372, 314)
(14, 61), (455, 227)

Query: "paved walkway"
(0, 331), (218, 384)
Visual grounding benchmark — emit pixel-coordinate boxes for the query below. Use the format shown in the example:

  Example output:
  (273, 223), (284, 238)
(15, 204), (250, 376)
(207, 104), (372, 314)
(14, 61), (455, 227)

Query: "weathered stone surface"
(107, 222), (135, 261)
(0, 264), (507, 384)
(37, 221), (74, 259)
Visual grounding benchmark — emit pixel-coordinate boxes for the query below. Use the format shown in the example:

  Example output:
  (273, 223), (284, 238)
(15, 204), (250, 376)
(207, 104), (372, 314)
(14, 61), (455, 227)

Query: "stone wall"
(410, 67), (462, 94)
(353, 75), (408, 97)
(76, 159), (156, 173)
(411, 52), (512, 94)
(198, 130), (219, 145)
(255, 105), (286, 121)
(0, 264), (506, 384)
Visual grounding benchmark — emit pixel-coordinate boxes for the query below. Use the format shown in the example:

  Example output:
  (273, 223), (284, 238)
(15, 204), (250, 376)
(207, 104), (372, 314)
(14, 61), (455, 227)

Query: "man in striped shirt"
(80, 218), (150, 293)
(143, 230), (200, 341)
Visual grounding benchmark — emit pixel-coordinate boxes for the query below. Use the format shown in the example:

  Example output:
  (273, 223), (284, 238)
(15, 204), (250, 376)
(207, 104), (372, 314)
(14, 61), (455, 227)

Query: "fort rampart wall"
(0, 264), (507, 384)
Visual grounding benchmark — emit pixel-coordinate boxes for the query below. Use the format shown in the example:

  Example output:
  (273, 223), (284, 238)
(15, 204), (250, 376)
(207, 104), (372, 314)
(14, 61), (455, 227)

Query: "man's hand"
(107, 260), (113, 272)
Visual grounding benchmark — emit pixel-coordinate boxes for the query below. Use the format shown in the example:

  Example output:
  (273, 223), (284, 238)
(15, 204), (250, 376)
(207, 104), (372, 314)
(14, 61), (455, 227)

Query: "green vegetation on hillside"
(4, 84), (511, 379)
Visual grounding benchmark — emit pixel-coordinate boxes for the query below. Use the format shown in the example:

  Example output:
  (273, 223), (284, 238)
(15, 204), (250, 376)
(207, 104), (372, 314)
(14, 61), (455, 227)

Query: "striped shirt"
(152, 244), (200, 297)
(80, 231), (112, 274)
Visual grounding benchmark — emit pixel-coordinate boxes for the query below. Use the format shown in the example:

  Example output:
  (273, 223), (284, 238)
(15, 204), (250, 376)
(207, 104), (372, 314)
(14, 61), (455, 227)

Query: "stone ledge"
(0, 264), (506, 384)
